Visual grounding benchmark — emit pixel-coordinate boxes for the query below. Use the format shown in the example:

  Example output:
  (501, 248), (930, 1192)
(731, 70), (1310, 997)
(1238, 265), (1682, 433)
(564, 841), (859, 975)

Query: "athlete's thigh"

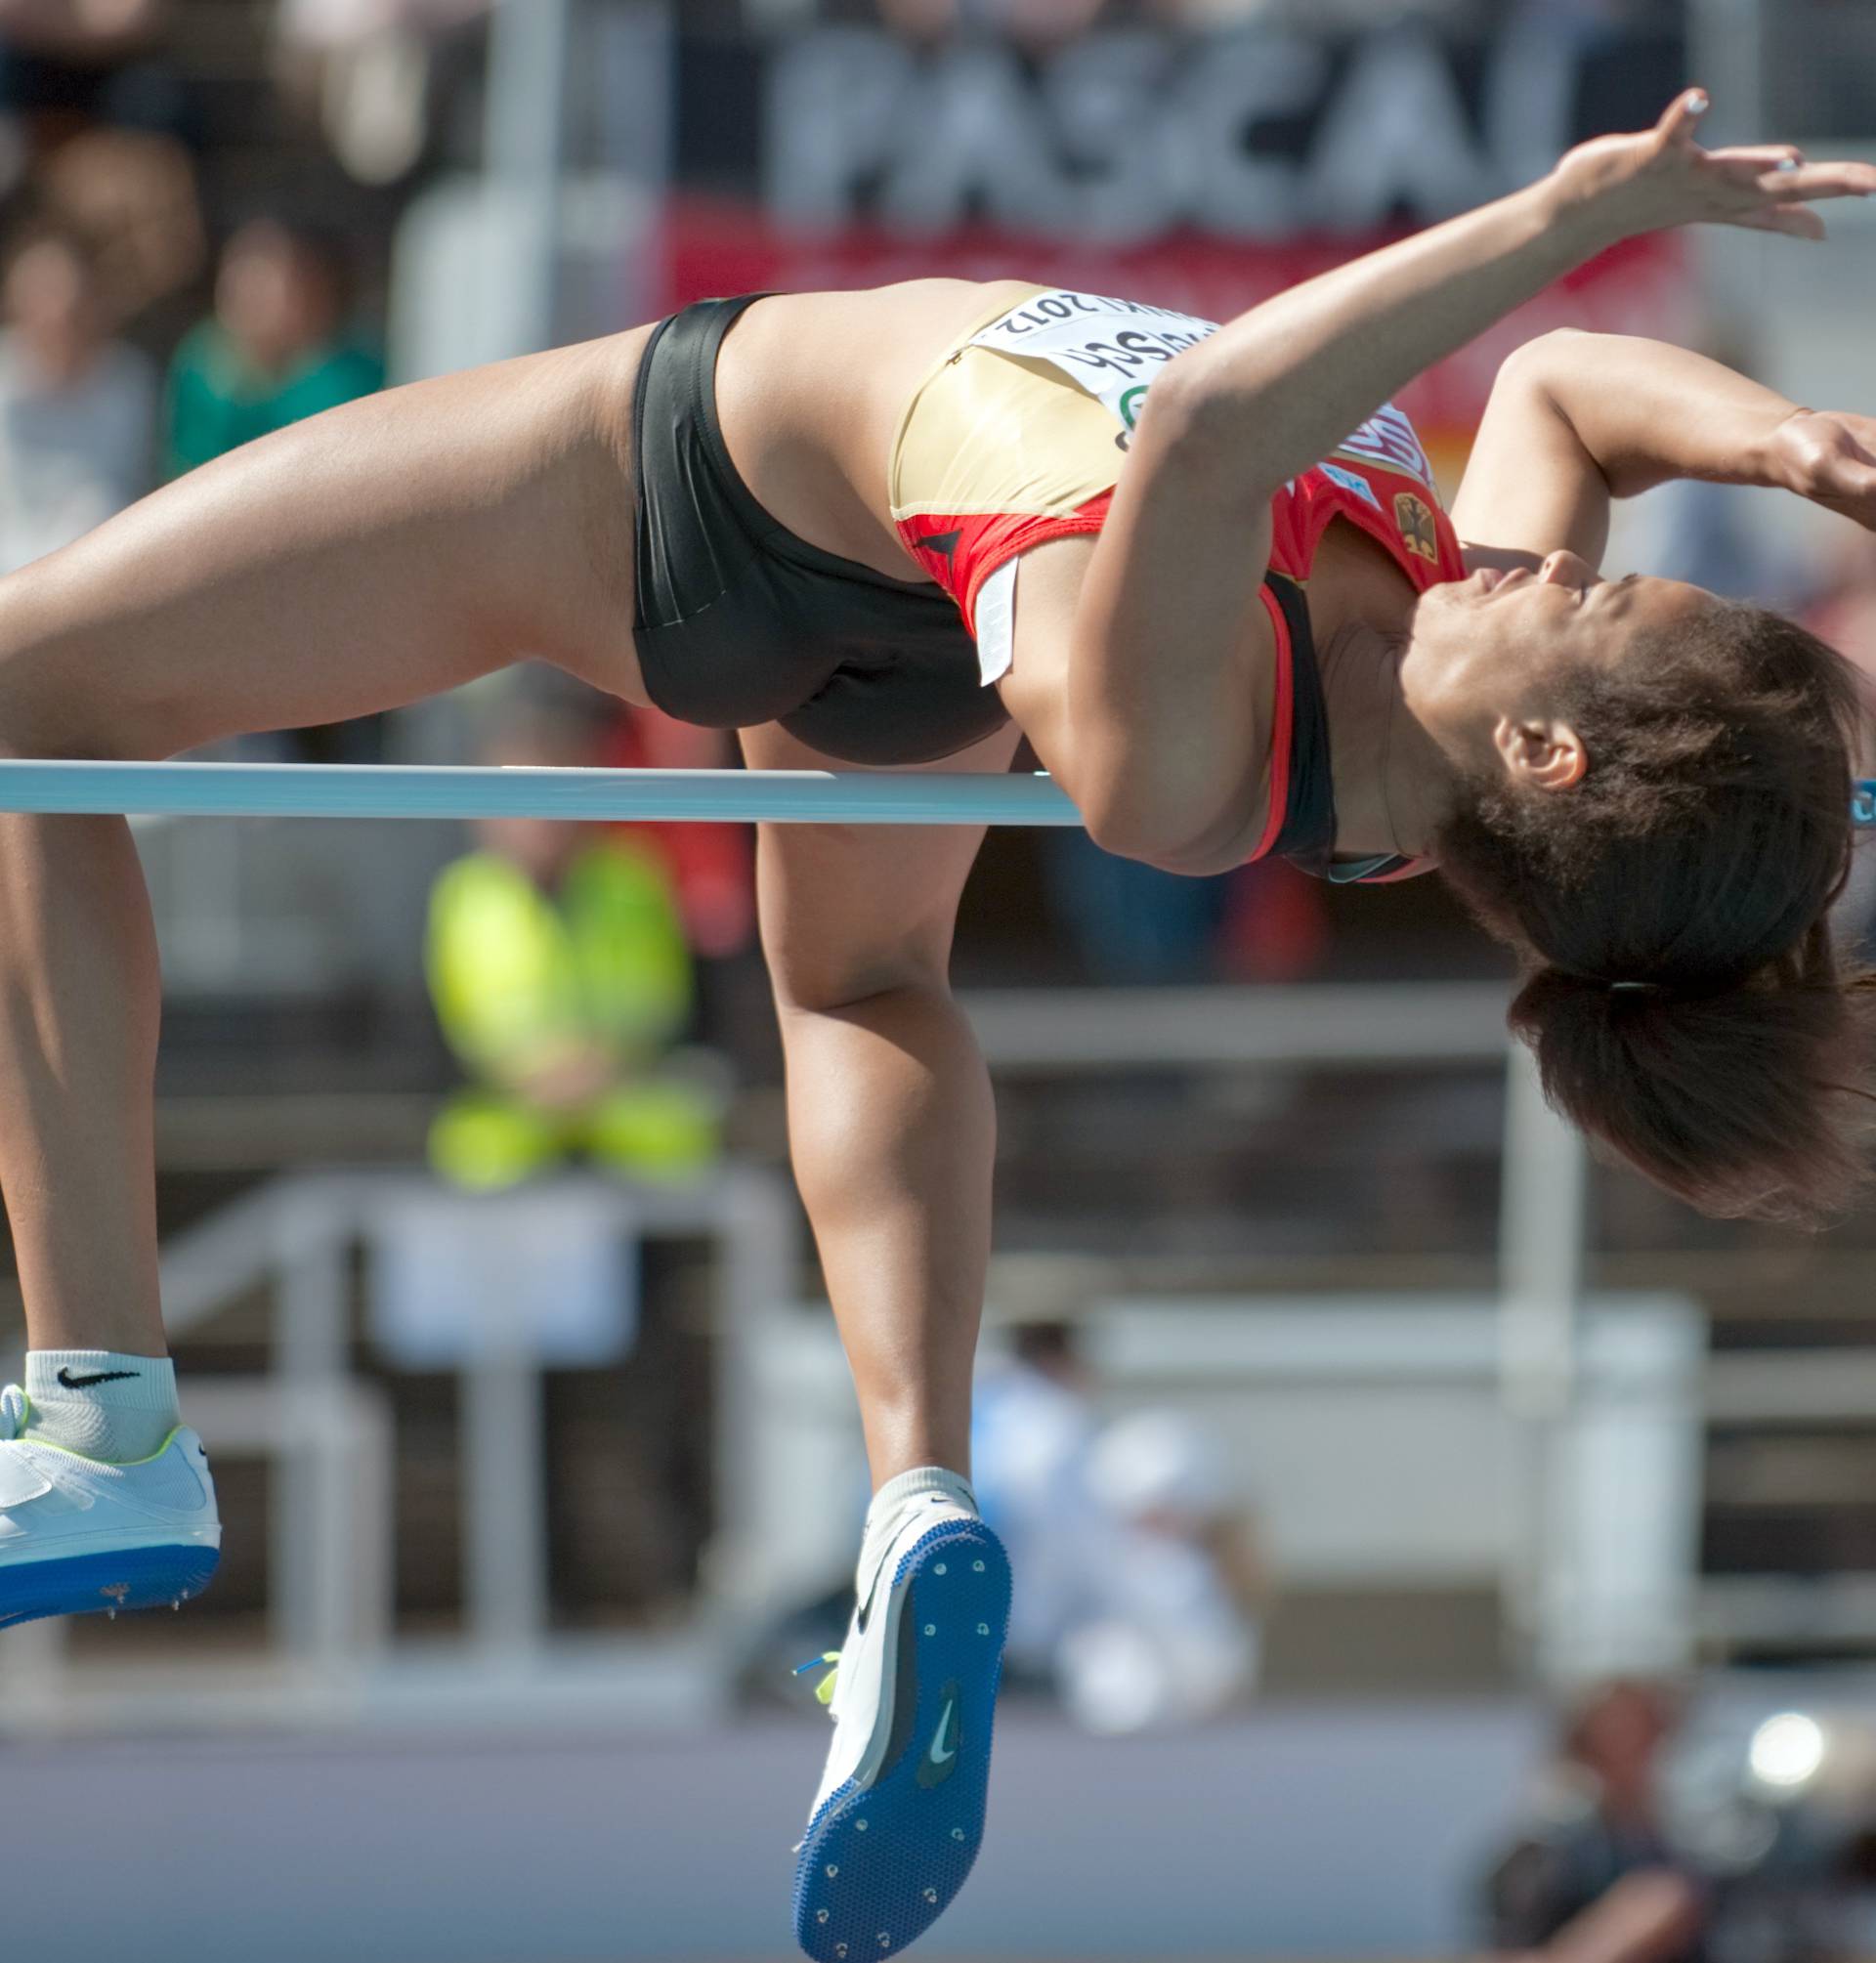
(0, 329), (652, 760)
(743, 719), (1022, 1012)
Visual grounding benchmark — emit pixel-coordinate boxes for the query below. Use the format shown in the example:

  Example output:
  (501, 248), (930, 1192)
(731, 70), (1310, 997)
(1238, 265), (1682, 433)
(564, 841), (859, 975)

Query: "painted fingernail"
(1687, 90), (1709, 113)
(1777, 157), (1800, 172)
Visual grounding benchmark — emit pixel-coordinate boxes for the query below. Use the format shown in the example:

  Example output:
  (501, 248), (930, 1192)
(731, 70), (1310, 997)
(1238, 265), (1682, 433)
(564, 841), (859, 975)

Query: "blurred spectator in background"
(26, 125), (203, 336)
(1058, 1407), (1263, 1732)
(425, 696), (724, 1193)
(971, 1320), (1104, 1682)
(0, 0), (203, 333)
(274, 0), (493, 186)
(0, 0), (191, 164)
(162, 214), (382, 479)
(1483, 1680), (1707, 1963)
(974, 1320), (1262, 1731)
(0, 217), (150, 571)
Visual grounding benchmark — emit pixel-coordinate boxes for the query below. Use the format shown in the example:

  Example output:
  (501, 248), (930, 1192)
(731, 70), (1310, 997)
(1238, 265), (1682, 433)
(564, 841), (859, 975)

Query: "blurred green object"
(162, 322), (384, 477)
(424, 839), (720, 1190)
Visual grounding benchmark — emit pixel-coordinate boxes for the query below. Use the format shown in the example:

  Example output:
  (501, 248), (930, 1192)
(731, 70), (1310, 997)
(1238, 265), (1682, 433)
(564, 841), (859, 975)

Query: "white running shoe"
(792, 1492), (1011, 1961)
(0, 1385), (222, 1631)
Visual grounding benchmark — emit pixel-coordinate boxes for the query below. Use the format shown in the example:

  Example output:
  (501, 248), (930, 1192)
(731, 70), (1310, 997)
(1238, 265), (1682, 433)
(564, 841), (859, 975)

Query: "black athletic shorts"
(629, 294), (1010, 767)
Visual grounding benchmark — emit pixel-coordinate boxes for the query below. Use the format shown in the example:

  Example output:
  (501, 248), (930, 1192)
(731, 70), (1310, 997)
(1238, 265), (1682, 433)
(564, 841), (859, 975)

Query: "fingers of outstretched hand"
(1654, 88), (1709, 143)
(1744, 158), (1876, 201)
(1708, 145), (1807, 171)
(1730, 205), (1828, 241)
(1574, 93), (1866, 241)
(1688, 152), (1876, 237)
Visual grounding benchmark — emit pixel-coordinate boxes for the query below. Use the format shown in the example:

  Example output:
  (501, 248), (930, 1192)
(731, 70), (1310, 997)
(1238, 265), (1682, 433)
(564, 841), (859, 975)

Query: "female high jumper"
(3, 90), (1875, 1961)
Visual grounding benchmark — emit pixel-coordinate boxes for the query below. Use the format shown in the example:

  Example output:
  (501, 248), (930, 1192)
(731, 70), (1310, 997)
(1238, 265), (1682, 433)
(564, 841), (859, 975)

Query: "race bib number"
(969, 288), (1218, 431)
(970, 287), (1431, 485)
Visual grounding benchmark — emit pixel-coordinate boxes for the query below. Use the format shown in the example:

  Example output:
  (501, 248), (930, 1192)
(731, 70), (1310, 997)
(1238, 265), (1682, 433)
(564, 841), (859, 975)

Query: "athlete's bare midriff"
(709, 279), (1041, 584)
(699, 278), (1431, 645)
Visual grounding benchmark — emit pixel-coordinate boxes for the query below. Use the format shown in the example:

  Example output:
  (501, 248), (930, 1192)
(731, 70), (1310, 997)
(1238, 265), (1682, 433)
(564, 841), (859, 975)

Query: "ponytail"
(1510, 927), (1876, 1224)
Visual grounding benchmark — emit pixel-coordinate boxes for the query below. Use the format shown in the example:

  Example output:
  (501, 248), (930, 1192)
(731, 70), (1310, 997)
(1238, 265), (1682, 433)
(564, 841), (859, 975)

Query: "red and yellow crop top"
(886, 284), (1468, 882)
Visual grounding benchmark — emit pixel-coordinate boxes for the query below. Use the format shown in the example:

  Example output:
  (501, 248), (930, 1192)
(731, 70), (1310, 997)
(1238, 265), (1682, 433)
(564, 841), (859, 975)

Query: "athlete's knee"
(768, 942), (953, 1022)
(0, 627), (141, 763)
(0, 684), (131, 765)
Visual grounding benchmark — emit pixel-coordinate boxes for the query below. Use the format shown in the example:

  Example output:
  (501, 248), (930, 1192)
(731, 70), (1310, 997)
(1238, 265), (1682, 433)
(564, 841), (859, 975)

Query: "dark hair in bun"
(1436, 597), (1875, 1225)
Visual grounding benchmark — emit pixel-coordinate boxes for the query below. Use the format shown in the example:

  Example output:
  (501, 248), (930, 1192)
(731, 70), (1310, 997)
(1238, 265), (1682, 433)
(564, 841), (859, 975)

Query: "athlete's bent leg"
(745, 722), (1015, 1963)
(749, 721), (1009, 1491)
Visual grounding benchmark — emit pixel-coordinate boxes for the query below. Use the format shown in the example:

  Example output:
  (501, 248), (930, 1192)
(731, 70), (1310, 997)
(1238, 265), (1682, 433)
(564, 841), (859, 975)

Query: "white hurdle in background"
(0, 759), (1870, 828)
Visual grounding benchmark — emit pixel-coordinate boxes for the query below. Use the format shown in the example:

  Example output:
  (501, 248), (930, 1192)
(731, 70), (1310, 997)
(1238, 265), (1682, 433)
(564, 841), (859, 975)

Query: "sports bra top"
(888, 284), (1470, 882)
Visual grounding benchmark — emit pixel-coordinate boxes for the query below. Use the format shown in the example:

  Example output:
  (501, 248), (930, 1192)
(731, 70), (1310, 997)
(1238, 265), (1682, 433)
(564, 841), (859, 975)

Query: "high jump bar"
(0, 759), (1087, 825)
(0, 759), (1866, 828)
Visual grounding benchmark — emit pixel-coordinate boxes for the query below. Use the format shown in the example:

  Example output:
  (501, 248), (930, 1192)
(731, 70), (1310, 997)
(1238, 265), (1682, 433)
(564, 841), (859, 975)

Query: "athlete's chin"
(1402, 585), (1465, 664)
(1399, 613), (1494, 732)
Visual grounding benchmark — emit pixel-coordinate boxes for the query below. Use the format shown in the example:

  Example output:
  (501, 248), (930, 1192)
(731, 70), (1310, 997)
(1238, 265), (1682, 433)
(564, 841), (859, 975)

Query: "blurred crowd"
(744, 0), (1682, 40)
(0, 1), (444, 581)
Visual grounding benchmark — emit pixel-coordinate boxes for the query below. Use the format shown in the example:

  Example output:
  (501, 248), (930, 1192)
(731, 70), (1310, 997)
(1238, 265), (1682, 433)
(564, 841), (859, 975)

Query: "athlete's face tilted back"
(1398, 549), (1719, 791)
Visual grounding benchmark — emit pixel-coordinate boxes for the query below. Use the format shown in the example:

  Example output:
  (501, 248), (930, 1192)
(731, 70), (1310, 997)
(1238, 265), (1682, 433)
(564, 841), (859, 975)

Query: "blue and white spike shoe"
(792, 1491), (1011, 1961)
(0, 1387), (222, 1630)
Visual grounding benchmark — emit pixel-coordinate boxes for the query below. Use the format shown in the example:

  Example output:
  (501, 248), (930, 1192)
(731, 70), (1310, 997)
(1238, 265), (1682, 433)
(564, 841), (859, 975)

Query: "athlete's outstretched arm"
(1455, 327), (1876, 567)
(1045, 93), (1874, 866)
(1152, 92), (1870, 501)
(1452, 330), (1800, 569)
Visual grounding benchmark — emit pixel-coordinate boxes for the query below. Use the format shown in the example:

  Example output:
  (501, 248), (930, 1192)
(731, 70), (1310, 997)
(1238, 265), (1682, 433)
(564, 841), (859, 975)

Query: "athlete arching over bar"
(4, 92), (1876, 1959)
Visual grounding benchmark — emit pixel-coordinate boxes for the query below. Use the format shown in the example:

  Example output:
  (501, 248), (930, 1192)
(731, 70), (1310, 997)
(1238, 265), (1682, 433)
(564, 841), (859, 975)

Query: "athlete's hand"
(1553, 90), (1876, 245)
(1768, 408), (1876, 530)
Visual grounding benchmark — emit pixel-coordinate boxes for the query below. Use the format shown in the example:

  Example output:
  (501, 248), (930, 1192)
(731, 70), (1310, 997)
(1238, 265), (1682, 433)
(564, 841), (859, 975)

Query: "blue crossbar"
(0, 761), (1087, 825)
(0, 760), (1865, 830)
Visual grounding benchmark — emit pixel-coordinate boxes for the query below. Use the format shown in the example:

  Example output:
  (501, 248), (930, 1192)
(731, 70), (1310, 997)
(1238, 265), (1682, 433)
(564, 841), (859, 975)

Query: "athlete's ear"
(1493, 714), (1586, 792)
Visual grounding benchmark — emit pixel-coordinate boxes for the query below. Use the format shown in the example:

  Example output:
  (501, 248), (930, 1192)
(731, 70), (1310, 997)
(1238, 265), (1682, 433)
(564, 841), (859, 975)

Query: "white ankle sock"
(21, 1351), (181, 1463)
(859, 1466), (977, 1582)
(870, 1466), (976, 1519)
